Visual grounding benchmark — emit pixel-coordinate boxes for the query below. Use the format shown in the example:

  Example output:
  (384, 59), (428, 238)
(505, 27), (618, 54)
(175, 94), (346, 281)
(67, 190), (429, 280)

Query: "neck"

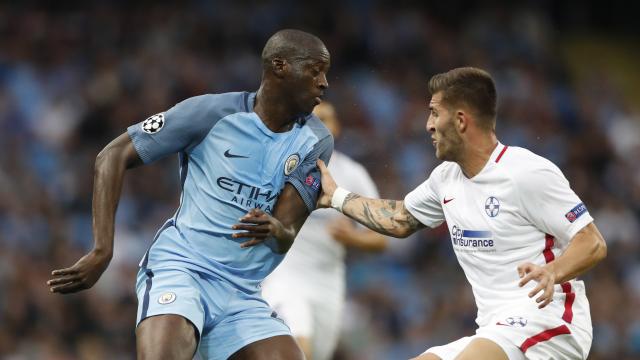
(254, 84), (300, 132)
(457, 131), (498, 178)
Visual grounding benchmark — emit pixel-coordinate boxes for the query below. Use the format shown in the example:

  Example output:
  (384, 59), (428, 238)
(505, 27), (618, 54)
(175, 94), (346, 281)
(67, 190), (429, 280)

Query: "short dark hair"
(261, 29), (325, 69)
(428, 67), (497, 130)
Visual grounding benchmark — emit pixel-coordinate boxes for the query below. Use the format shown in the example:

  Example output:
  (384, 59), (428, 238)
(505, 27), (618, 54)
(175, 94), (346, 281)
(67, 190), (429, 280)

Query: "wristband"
(331, 187), (351, 212)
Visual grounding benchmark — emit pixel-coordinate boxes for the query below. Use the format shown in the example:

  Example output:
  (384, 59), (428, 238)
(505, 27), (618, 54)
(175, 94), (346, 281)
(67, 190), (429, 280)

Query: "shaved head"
(261, 29), (327, 69)
(257, 29), (330, 117)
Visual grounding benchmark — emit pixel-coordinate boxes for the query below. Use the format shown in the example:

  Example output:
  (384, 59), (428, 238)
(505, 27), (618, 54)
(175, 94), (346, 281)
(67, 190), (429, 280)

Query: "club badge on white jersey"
(485, 196), (500, 217)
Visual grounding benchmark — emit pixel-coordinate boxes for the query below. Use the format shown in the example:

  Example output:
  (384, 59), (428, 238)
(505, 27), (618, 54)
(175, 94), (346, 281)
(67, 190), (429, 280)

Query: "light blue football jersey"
(127, 92), (333, 293)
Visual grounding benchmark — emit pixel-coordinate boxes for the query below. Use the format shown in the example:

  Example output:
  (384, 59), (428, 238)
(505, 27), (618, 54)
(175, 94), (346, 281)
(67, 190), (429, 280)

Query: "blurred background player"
(47, 29), (332, 360)
(262, 101), (388, 360)
(315, 67), (607, 360)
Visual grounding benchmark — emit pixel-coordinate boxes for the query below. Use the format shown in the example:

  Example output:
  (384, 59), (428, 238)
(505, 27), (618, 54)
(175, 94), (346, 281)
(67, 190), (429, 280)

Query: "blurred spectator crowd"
(0, 1), (638, 359)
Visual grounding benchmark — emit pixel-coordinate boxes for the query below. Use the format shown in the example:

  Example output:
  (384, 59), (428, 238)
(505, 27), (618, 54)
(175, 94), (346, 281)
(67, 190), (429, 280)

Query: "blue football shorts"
(135, 266), (291, 360)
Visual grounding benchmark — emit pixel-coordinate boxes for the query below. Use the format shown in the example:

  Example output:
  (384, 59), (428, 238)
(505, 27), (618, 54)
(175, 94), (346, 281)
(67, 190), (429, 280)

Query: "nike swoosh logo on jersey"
(443, 197), (454, 204)
(224, 149), (249, 158)
(496, 321), (510, 326)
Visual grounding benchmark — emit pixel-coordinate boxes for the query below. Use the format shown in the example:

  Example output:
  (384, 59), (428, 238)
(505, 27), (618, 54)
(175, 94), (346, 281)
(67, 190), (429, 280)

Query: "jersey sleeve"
(403, 167), (445, 228)
(127, 95), (218, 164)
(517, 161), (593, 246)
(286, 134), (334, 213)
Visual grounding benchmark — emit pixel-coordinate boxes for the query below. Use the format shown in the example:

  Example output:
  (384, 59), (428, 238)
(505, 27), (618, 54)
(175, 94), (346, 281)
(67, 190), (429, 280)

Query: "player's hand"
(329, 217), (359, 246)
(517, 262), (556, 309)
(47, 248), (112, 294)
(316, 159), (337, 208)
(233, 209), (293, 253)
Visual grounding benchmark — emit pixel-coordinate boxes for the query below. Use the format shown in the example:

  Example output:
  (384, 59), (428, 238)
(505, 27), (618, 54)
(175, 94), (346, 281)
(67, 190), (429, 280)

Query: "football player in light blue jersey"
(48, 29), (332, 360)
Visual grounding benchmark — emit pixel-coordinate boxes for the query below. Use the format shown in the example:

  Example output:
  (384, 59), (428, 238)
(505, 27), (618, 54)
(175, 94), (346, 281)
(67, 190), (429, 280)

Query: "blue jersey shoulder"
(183, 92), (252, 119)
(128, 92), (252, 164)
(303, 113), (332, 142)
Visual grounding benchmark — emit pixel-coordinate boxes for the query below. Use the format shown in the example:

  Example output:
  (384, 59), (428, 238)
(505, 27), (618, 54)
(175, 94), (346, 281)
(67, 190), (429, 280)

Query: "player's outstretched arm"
(518, 222), (607, 308)
(316, 160), (424, 238)
(329, 218), (388, 252)
(233, 183), (309, 254)
(48, 133), (143, 294)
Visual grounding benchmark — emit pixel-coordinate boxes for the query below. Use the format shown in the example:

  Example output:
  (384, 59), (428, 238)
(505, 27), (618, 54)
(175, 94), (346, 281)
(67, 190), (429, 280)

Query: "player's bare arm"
(518, 222), (607, 308)
(47, 133), (143, 294)
(316, 160), (424, 238)
(233, 183), (310, 254)
(328, 217), (388, 252)
(343, 195), (423, 238)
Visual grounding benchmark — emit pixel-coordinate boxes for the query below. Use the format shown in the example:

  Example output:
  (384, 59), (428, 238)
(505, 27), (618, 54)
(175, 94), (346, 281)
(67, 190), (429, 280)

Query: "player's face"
(427, 92), (463, 161)
(287, 47), (330, 115)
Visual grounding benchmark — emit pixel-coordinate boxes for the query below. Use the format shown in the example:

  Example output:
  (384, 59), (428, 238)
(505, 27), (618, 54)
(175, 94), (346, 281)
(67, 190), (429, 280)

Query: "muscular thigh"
(415, 336), (509, 360)
(455, 338), (509, 360)
(228, 335), (304, 360)
(136, 314), (198, 360)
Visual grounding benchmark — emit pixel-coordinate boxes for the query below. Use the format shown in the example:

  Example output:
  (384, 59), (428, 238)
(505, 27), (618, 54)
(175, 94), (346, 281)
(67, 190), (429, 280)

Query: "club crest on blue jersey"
(565, 202), (587, 223)
(284, 153), (300, 175)
(141, 113), (165, 134)
(485, 196), (500, 217)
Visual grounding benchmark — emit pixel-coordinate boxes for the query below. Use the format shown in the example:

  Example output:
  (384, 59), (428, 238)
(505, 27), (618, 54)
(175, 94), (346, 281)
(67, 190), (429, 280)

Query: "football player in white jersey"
(262, 102), (388, 360)
(314, 68), (607, 360)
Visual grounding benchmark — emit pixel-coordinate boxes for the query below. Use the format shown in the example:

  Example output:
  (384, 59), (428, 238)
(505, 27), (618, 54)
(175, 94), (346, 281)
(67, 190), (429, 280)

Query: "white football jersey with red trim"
(404, 142), (593, 327)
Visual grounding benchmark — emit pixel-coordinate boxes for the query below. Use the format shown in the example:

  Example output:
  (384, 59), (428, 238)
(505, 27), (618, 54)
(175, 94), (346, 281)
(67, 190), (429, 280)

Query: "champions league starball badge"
(141, 113), (165, 134)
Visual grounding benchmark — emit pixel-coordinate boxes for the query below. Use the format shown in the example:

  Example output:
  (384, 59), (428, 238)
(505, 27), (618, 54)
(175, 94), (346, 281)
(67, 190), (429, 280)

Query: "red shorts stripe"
(520, 324), (571, 353)
(541, 235), (574, 323)
(543, 234), (555, 263)
(561, 282), (575, 323)
(495, 145), (509, 163)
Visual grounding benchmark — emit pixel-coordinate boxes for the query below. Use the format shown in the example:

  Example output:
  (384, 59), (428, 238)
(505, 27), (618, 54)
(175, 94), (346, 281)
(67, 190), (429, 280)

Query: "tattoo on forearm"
(379, 199), (397, 217)
(400, 206), (422, 231)
(362, 203), (387, 234)
(343, 195), (423, 236)
(344, 193), (361, 204)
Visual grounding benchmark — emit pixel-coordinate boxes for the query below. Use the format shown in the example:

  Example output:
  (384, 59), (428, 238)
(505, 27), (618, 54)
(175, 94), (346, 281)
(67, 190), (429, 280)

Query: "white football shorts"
(422, 288), (592, 360)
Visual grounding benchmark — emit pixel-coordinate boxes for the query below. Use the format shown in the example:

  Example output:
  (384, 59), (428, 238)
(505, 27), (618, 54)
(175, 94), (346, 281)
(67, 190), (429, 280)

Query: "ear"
(271, 57), (288, 78)
(456, 110), (469, 133)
